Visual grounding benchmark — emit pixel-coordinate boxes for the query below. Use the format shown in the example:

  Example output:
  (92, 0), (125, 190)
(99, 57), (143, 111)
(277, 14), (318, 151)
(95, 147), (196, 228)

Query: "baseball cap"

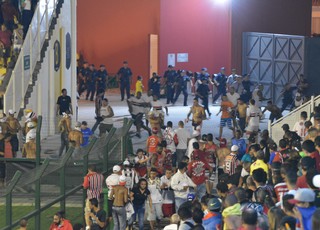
(123, 160), (130, 166)
(119, 175), (126, 182)
(113, 165), (121, 172)
(288, 188), (315, 204)
(207, 198), (221, 211)
(231, 145), (239, 152)
(313, 174), (320, 188)
(187, 193), (195, 201)
(8, 109), (15, 115)
(152, 127), (158, 134)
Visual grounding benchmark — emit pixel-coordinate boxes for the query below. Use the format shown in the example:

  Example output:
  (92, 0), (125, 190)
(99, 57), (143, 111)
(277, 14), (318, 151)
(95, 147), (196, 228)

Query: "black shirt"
(90, 209), (106, 230)
(131, 187), (150, 206)
(118, 67), (132, 83)
(57, 95), (71, 115)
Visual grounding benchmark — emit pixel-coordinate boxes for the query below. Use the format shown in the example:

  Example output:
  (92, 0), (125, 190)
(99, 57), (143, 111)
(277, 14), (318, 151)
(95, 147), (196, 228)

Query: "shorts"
(147, 203), (163, 221)
(246, 125), (259, 132)
(162, 203), (175, 218)
(220, 118), (232, 128)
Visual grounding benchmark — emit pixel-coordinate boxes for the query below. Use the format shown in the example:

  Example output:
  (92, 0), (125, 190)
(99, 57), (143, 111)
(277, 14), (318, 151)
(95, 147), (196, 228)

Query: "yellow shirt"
(250, 159), (268, 175)
(135, 80), (143, 95)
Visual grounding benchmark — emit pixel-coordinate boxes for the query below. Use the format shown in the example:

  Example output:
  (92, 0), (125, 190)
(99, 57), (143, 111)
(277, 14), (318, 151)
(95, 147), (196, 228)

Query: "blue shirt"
(241, 154), (252, 163)
(231, 138), (247, 159)
(81, 127), (93, 147)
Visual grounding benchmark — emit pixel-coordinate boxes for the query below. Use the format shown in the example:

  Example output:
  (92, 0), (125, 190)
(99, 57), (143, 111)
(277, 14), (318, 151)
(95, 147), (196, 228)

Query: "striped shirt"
(224, 153), (239, 175)
(83, 172), (104, 200)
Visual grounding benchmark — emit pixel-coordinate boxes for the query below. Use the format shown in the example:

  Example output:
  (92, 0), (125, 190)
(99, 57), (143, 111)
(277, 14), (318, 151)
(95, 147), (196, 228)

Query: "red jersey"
(163, 149), (173, 170)
(204, 143), (217, 168)
(274, 182), (289, 202)
(147, 135), (160, 154)
(224, 153), (239, 175)
(296, 175), (309, 188)
(49, 219), (73, 230)
(191, 149), (207, 162)
(188, 160), (210, 185)
(154, 153), (164, 175)
(310, 151), (320, 172)
(134, 155), (147, 177)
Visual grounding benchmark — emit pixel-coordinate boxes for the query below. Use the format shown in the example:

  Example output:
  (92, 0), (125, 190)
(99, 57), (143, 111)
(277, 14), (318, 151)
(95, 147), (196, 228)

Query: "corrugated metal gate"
(242, 32), (305, 106)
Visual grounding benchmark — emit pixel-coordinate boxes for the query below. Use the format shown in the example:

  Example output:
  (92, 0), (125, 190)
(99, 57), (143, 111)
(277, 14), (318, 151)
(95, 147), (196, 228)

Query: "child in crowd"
(160, 168), (175, 218)
(134, 149), (148, 178)
(135, 75), (144, 96)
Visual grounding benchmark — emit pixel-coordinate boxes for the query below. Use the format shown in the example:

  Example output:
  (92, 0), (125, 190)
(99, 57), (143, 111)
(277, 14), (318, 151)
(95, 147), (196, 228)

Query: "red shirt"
(188, 160), (210, 185)
(191, 149), (207, 162)
(147, 135), (160, 154)
(274, 182), (289, 202)
(310, 151), (320, 172)
(163, 149), (173, 170)
(296, 175), (309, 188)
(0, 30), (12, 48)
(49, 219), (73, 230)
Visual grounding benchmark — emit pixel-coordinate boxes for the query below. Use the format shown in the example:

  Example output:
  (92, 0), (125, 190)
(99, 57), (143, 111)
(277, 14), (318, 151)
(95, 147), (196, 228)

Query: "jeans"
(112, 206), (127, 230)
(175, 197), (187, 212)
(195, 183), (206, 200)
(133, 204), (145, 230)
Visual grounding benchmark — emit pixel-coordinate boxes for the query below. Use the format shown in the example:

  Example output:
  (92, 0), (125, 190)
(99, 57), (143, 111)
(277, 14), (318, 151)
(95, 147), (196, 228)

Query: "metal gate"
(242, 32), (305, 106)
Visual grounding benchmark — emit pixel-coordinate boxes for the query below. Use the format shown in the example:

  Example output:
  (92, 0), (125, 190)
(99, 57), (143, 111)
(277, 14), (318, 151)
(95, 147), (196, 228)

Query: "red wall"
(77, 0), (160, 87)
(159, 0), (232, 75)
(231, 0), (312, 73)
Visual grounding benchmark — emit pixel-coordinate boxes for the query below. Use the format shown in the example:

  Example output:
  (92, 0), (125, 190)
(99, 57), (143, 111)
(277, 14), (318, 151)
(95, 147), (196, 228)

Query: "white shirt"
(246, 105), (262, 127)
(148, 179), (163, 203)
(226, 92), (240, 107)
(164, 224), (178, 230)
(293, 120), (306, 138)
(26, 129), (36, 143)
(163, 127), (176, 152)
(175, 127), (191, 150)
(187, 137), (197, 158)
(105, 173), (120, 197)
(23, 0), (32, 10)
(171, 170), (196, 199)
(100, 105), (113, 124)
(128, 97), (145, 115)
(151, 100), (165, 116)
(252, 88), (261, 107)
(160, 175), (174, 204)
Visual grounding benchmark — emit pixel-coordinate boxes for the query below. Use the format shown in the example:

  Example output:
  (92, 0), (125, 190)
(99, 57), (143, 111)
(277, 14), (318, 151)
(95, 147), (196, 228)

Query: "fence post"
(120, 118), (133, 162)
(5, 171), (22, 228)
(103, 127), (116, 172)
(35, 158), (50, 230)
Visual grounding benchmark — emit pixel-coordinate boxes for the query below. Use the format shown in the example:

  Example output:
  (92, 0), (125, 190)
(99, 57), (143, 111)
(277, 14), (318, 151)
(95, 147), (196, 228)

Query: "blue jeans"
(112, 206), (127, 230)
(175, 197), (187, 211)
(133, 204), (145, 230)
(195, 183), (206, 200)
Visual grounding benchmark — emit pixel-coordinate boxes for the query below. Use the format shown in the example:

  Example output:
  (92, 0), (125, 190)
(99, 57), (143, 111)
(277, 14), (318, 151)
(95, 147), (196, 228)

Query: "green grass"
(0, 205), (83, 229)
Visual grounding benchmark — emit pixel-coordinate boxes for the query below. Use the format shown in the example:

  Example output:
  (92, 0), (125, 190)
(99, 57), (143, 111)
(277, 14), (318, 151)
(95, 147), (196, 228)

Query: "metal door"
(243, 32), (305, 106)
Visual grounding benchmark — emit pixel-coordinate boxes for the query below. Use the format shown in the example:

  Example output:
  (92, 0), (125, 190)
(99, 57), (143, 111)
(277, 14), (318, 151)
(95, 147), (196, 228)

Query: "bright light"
(212, 0), (229, 5)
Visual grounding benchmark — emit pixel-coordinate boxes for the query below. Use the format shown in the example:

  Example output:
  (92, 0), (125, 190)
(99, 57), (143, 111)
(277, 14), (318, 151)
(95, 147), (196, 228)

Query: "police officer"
(163, 65), (177, 104)
(96, 64), (108, 94)
(173, 70), (190, 106)
(212, 67), (227, 104)
(78, 61), (90, 96)
(196, 77), (211, 117)
(118, 61), (133, 101)
(86, 64), (97, 101)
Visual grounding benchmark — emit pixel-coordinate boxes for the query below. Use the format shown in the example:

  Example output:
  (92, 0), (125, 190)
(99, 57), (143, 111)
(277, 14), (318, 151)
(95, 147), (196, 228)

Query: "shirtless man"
(58, 111), (72, 156)
(68, 122), (83, 149)
(6, 109), (21, 157)
(216, 138), (231, 177)
(22, 132), (36, 159)
(186, 98), (206, 130)
(109, 175), (128, 230)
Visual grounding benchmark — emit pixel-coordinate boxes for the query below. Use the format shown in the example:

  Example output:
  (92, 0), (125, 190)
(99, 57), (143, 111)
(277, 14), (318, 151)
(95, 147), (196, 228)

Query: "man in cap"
(201, 197), (222, 229)
(6, 109), (21, 157)
(288, 188), (317, 230)
(224, 145), (240, 175)
(121, 159), (138, 190)
(68, 121), (83, 149)
(117, 61), (132, 101)
(163, 65), (177, 104)
(22, 131), (36, 159)
(109, 175), (128, 230)
(105, 165), (122, 223)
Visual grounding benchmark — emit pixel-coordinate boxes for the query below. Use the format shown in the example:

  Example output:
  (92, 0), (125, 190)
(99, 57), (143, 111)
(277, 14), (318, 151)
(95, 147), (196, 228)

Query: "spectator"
(58, 111), (71, 156)
(175, 121), (191, 165)
(312, 209), (320, 230)
(85, 198), (106, 230)
(178, 205), (195, 230)
(262, 101), (282, 123)
(1, 0), (18, 31)
(224, 145), (240, 176)
(163, 213), (180, 230)
(105, 165), (121, 223)
(80, 121), (93, 147)
(192, 207), (205, 229)
(231, 130), (247, 160)
(222, 194), (242, 230)
(21, 0), (33, 39)
(19, 219), (28, 230)
(293, 111), (308, 139)
(236, 97), (247, 132)
(267, 206), (286, 230)
(246, 99), (262, 135)
(49, 211), (73, 230)
(200, 197), (222, 229)
(0, 24), (12, 68)
(56, 89), (73, 116)
(68, 122), (83, 149)
(121, 159), (139, 191)
(216, 95), (235, 139)
(6, 109), (21, 158)
(238, 208), (260, 230)
(134, 149), (148, 178)
(250, 151), (268, 175)
(171, 162), (196, 211)
(288, 188), (317, 230)
(130, 178), (152, 230)
(160, 168), (175, 218)
(99, 98), (114, 136)
(109, 175), (128, 230)
(297, 157), (316, 188)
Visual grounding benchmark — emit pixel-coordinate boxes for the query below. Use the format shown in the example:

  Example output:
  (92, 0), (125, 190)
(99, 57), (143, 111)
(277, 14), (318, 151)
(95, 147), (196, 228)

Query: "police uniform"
(96, 68), (108, 93)
(164, 68), (177, 104)
(118, 67), (132, 101)
(86, 67), (97, 101)
(173, 71), (189, 106)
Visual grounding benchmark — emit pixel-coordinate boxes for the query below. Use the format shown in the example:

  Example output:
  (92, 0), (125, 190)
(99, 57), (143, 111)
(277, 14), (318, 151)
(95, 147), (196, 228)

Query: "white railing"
(269, 95), (320, 144)
(3, 0), (58, 114)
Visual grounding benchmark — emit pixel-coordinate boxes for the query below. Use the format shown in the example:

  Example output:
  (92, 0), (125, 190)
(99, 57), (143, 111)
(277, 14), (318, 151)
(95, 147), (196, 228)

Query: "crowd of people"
(0, 0), (37, 68)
